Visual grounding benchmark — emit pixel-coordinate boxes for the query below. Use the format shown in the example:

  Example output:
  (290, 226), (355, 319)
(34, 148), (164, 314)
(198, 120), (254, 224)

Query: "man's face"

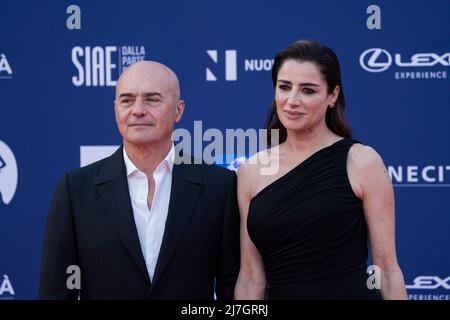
(114, 63), (184, 147)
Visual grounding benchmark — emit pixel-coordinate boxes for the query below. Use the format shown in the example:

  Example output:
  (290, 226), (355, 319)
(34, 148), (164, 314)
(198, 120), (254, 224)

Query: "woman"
(235, 40), (407, 300)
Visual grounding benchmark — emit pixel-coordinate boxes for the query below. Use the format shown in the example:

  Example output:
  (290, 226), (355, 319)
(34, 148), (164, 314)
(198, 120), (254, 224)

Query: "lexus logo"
(360, 48), (450, 73)
(406, 276), (450, 290)
(359, 48), (392, 73)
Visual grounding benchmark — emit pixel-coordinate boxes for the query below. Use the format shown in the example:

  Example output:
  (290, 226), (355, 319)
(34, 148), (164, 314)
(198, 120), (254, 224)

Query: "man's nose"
(131, 97), (147, 116)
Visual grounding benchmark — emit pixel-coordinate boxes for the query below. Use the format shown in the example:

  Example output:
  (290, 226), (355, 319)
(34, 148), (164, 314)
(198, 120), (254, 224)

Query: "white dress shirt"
(123, 144), (175, 281)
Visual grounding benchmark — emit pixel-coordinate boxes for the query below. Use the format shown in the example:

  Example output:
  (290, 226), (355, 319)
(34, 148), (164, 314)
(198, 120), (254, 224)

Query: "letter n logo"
(206, 50), (237, 81)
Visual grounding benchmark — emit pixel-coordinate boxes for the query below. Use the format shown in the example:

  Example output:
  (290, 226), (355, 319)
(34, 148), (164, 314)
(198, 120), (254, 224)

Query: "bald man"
(39, 61), (240, 299)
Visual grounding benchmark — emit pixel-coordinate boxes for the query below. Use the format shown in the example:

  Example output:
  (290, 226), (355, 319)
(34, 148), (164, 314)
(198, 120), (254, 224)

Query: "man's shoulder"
(175, 152), (231, 172)
(66, 157), (108, 179)
(179, 158), (234, 177)
(176, 157), (235, 188)
(64, 151), (120, 186)
(196, 162), (234, 176)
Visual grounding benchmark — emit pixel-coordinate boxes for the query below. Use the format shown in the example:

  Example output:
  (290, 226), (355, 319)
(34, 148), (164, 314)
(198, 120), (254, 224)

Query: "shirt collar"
(123, 143), (175, 177)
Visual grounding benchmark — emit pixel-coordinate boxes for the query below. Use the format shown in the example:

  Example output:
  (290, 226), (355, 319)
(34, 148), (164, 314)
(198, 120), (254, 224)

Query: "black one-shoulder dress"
(247, 138), (381, 300)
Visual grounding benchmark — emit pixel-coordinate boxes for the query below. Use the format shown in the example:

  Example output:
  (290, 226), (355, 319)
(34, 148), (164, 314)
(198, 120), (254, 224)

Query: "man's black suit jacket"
(38, 146), (240, 299)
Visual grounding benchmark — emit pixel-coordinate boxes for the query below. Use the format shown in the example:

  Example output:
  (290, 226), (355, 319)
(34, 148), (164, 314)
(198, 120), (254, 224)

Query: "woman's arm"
(348, 144), (407, 300)
(234, 162), (267, 300)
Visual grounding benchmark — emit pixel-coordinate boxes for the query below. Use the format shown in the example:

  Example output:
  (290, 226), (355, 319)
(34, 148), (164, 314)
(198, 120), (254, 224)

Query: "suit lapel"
(151, 160), (204, 287)
(95, 146), (150, 285)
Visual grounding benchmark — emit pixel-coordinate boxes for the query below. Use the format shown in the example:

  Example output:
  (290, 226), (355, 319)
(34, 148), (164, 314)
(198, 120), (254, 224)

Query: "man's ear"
(174, 100), (185, 123)
(114, 100), (119, 124)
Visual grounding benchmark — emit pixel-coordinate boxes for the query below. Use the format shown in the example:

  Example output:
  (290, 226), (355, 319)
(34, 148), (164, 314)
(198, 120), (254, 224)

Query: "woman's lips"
(284, 110), (305, 119)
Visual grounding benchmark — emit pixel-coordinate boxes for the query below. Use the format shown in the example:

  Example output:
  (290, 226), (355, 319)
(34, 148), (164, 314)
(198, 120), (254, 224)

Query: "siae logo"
(206, 50), (237, 81)
(72, 45), (146, 87)
(406, 276), (450, 290)
(0, 140), (18, 205)
(360, 48), (450, 73)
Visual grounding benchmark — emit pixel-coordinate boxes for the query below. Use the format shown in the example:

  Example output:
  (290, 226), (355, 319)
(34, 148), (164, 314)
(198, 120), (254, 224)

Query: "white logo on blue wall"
(360, 48), (392, 72)
(0, 275), (15, 298)
(206, 50), (237, 81)
(388, 165), (450, 186)
(360, 48), (450, 73)
(0, 140), (18, 205)
(72, 45), (146, 87)
(80, 146), (119, 167)
(0, 54), (13, 79)
(406, 276), (450, 290)
(205, 49), (274, 81)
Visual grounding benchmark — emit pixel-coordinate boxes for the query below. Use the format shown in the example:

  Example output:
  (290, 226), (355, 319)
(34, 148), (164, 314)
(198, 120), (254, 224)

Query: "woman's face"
(275, 59), (338, 135)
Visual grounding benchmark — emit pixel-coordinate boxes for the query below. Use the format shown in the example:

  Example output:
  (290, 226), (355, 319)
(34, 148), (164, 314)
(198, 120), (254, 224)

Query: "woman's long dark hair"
(265, 39), (352, 146)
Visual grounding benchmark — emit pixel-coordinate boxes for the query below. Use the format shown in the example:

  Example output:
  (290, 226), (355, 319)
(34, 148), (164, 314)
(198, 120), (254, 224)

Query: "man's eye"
(121, 99), (132, 104)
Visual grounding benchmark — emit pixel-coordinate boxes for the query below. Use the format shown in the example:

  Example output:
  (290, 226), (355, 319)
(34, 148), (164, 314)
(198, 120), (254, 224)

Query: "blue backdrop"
(1, 0), (449, 299)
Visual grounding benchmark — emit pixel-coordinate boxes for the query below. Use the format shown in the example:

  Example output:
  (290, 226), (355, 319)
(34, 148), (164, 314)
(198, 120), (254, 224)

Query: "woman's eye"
(278, 85), (290, 90)
(302, 88), (315, 94)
